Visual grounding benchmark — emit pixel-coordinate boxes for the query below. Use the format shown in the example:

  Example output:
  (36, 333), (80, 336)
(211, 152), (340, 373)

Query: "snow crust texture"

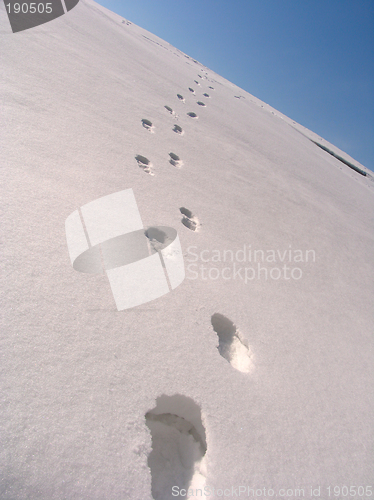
(1, 0), (373, 498)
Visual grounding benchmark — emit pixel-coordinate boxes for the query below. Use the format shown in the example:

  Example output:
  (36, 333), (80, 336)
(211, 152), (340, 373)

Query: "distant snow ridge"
(211, 313), (253, 373)
(146, 395), (207, 500)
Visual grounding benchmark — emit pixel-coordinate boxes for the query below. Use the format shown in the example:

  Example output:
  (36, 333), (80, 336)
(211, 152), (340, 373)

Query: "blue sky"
(95, 0), (374, 171)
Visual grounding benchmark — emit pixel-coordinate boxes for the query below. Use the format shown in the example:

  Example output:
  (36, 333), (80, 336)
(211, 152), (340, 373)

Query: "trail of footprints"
(136, 71), (213, 182)
(133, 72), (253, 498)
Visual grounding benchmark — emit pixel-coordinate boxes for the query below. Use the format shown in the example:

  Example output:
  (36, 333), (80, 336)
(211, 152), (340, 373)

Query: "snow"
(1, 0), (373, 498)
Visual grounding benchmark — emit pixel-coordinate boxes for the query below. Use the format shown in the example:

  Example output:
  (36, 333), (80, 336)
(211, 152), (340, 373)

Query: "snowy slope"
(1, 1), (373, 499)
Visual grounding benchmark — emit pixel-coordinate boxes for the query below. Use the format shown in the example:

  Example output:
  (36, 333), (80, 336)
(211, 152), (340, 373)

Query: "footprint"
(169, 152), (182, 167)
(194, 80), (200, 86)
(141, 119), (154, 132)
(203, 93), (210, 98)
(211, 313), (252, 373)
(145, 227), (168, 253)
(208, 86), (214, 90)
(173, 124), (184, 135)
(146, 394), (207, 500)
(177, 94), (185, 102)
(188, 88), (195, 94)
(197, 75), (202, 79)
(187, 112), (198, 119)
(164, 105), (174, 114)
(196, 101), (205, 107)
(180, 207), (199, 231)
(135, 155), (154, 176)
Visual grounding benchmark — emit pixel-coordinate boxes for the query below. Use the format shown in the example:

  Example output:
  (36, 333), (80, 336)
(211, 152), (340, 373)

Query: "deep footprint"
(146, 394), (207, 500)
(187, 112), (198, 119)
(194, 80), (200, 85)
(177, 94), (185, 102)
(188, 88), (195, 94)
(211, 313), (252, 373)
(169, 152), (182, 167)
(203, 93), (210, 98)
(135, 155), (154, 175)
(173, 124), (184, 135)
(164, 105), (174, 114)
(196, 101), (205, 107)
(180, 207), (199, 231)
(141, 119), (154, 132)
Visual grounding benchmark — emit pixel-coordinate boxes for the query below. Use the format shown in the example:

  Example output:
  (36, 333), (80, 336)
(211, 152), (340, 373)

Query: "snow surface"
(1, 1), (373, 499)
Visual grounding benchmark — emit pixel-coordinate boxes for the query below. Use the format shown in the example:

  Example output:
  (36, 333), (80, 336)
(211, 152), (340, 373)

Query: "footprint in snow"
(135, 155), (154, 175)
(141, 119), (154, 132)
(145, 394), (207, 500)
(188, 88), (195, 94)
(164, 105), (174, 114)
(180, 207), (199, 231)
(211, 313), (253, 373)
(194, 80), (200, 86)
(203, 93), (210, 98)
(169, 152), (182, 168)
(196, 101), (205, 107)
(173, 124), (184, 135)
(208, 86), (214, 90)
(187, 112), (198, 119)
(177, 94), (185, 102)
